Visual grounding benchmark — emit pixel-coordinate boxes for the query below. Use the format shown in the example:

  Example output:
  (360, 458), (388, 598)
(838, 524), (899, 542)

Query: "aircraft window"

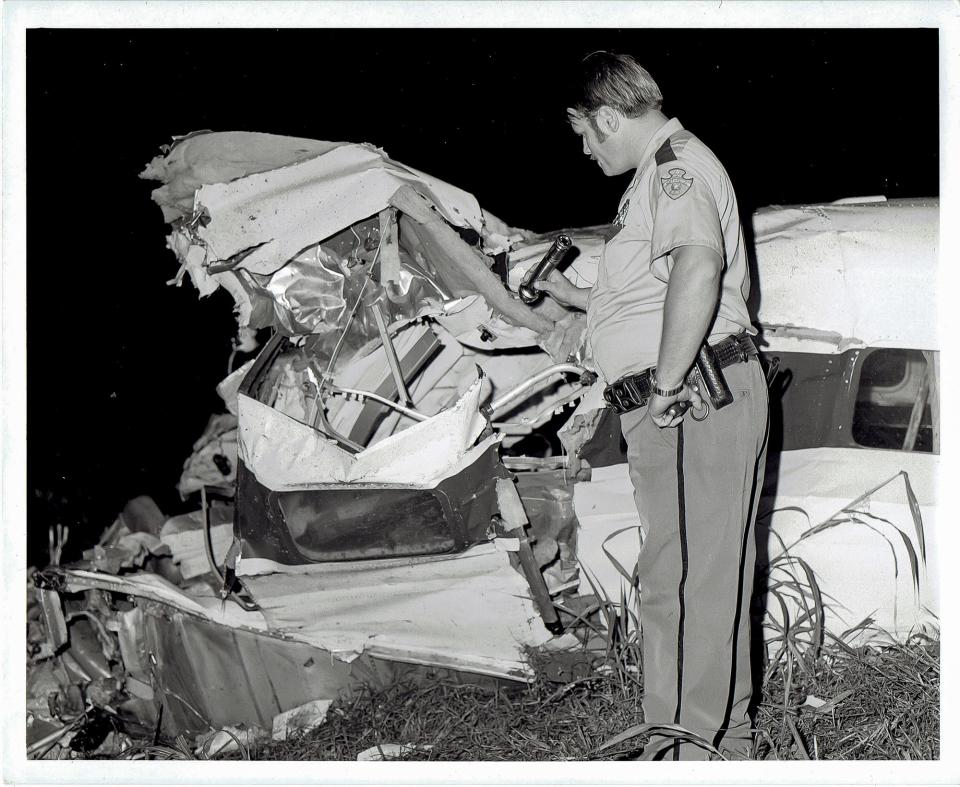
(852, 349), (939, 452)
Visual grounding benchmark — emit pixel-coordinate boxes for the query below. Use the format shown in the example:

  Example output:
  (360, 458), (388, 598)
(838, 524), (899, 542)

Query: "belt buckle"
(622, 376), (645, 407)
(604, 381), (628, 413)
(604, 372), (648, 414)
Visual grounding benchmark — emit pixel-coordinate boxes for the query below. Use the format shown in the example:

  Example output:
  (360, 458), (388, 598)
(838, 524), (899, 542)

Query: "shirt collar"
(636, 117), (684, 171)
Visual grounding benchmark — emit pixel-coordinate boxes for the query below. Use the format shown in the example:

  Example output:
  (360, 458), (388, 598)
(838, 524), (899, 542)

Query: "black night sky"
(25, 28), (939, 565)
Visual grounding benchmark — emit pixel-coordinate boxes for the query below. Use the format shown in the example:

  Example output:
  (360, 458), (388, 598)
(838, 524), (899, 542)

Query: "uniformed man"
(535, 52), (769, 760)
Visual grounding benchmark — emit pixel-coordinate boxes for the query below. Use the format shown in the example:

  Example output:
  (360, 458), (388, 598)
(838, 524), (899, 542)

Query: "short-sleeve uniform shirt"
(586, 118), (753, 383)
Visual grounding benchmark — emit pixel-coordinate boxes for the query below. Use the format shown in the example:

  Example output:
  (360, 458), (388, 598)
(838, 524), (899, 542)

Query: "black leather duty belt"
(603, 333), (758, 415)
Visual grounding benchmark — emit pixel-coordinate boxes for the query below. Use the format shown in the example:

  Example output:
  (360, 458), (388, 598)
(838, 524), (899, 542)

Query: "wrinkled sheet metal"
(189, 143), (485, 277)
(142, 133), (493, 295)
(59, 544), (552, 694)
(262, 249), (349, 335)
(141, 131), (341, 223)
(238, 377), (495, 490)
(752, 198), (938, 354)
(59, 569), (270, 632)
(115, 597), (404, 737)
(238, 542), (556, 678)
(142, 132), (485, 263)
(142, 132), (532, 350)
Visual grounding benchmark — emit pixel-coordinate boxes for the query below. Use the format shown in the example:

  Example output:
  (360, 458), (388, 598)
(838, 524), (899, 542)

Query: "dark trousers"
(619, 359), (769, 760)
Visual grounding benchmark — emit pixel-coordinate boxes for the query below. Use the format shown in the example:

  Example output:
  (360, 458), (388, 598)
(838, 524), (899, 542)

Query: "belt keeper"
(735, 336), (748, 363)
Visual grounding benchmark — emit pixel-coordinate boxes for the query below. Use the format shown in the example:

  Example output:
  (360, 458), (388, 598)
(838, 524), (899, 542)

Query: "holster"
(694, 342), (734, 409)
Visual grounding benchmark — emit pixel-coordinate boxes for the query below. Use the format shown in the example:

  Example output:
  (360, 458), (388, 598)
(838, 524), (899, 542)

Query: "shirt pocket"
(600, 233), (652, 291)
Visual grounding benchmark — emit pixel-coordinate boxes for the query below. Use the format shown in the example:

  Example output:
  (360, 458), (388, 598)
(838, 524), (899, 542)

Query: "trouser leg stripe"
(673, 422), (689, 760)
(714, 470), (753, 750)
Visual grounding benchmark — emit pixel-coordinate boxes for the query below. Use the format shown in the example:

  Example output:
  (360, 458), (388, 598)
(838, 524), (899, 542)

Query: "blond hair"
(570, 51), (663, 120)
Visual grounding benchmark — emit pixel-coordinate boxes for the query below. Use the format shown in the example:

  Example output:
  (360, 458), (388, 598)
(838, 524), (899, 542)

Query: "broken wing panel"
(194, 144), (484, 276)
(140, 131), (341, 222)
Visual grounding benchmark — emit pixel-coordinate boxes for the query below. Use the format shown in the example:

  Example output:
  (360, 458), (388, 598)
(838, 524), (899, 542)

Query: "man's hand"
(539, 312), (587, 363)
(648, 382), (704, 429)
(533, 270), (590, 311)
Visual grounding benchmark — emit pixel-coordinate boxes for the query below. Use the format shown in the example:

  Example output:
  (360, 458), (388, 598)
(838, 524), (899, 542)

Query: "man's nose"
(582, 138), (591, 156)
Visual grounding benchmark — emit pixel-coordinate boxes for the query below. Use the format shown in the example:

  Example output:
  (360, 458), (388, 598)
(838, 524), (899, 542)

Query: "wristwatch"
(651, 375), (684, 398)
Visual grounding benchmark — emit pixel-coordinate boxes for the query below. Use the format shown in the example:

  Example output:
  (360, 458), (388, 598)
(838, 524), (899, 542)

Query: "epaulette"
(654, 131), (694, 166)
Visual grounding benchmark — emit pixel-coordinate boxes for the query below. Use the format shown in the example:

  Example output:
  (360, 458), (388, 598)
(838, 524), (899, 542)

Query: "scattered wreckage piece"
(32, 562), (432, 739)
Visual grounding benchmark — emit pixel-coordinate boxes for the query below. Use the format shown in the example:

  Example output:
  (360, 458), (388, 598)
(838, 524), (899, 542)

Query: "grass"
(211, 632), (936, 761)
(754, 633), (939, 760)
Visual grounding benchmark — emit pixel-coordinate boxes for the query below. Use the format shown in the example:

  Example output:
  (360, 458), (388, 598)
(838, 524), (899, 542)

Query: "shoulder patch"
(660, 167), (693, 200)
(654, 138), (676, 166)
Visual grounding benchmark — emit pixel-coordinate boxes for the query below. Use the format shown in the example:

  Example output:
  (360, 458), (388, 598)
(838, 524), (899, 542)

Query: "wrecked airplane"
(27, 132), (938, 753)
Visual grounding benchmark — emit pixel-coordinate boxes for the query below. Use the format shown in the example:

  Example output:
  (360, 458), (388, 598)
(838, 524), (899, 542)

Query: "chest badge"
(660, 167), (694, 200)
(613, 198), (630, 229)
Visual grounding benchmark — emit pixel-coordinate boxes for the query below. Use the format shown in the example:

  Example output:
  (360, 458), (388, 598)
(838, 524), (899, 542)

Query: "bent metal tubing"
(328, 363), (586, 429)
(486, 363), (586, 419)
(327, 384), (430, 422)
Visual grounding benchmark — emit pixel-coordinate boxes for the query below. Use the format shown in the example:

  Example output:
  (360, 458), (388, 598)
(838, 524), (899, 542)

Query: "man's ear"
(595, 105), (620, 135)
